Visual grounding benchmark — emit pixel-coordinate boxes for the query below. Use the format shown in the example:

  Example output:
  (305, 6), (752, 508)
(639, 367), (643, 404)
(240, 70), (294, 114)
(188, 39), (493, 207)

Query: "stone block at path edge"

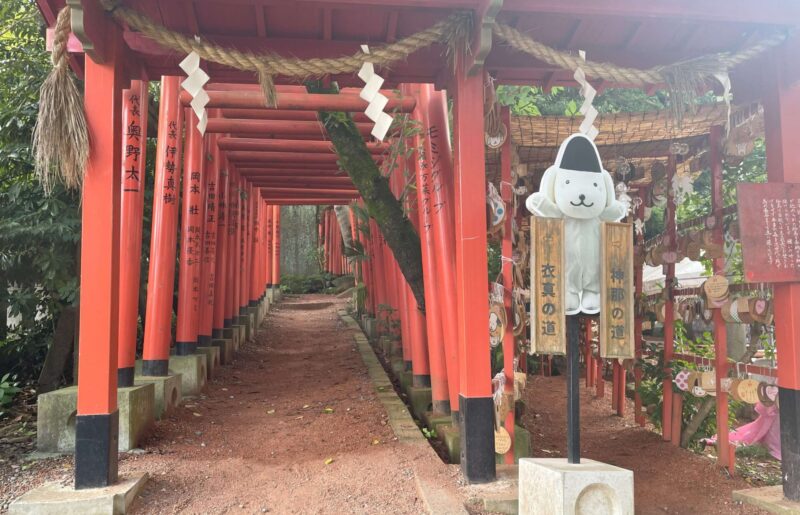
(196, 346), (220, 379)
(519, 458), (633, 515)
(134, 374), (181, 420)
(36, 384), (155, 453)
(169, 354), (207, 397)
(212, 338), (234, 364)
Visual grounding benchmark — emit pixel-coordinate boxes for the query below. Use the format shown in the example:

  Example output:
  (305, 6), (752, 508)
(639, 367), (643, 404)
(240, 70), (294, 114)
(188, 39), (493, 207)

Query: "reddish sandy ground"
(520, 374), (767, 515)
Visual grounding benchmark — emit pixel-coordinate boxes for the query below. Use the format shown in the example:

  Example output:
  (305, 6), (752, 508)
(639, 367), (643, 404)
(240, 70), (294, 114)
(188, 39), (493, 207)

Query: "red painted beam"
(250, 179), (357, 191)
(236, 168), (347, 175)
(218, 137), (386, 154)
(207, 118), (372, 137)
(220, 108), (371, 123)
(181, 90), (415, 112)
(245, 176), (354, 184)
(259, 187), (358, 194)
(225, 150), (380, 164)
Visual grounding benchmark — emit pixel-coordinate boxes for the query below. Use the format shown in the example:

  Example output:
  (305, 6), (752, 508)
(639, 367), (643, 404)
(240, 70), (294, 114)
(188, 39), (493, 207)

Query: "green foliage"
(0, 373), (21, 413)
(280, 273), (336, 294)
(496, 85), (666, 116)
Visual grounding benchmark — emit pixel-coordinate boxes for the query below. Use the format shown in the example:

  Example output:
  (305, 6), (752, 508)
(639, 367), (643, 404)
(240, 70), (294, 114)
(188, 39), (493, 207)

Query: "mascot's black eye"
(593, 182), (598, 187)
(565, 180), (570, 185)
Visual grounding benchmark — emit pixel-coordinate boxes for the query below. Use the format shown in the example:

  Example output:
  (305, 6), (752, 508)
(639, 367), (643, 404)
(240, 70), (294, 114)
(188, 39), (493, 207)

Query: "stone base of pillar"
(168, 354), (207, 397)
(212, 338), (234, 364)
(134, 374), (181, 420)
(196, 346), (220, 379)
(9, 472), (148, 515)
(519, 458), (634, 515)
(37, 385), (154, 454)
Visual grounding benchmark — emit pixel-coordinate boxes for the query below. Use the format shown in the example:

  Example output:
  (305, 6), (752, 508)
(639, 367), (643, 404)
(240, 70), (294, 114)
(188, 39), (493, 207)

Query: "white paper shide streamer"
(180, 49), (210, 135)
(358, 45), (393, 141)
(573, 50), (599, 141)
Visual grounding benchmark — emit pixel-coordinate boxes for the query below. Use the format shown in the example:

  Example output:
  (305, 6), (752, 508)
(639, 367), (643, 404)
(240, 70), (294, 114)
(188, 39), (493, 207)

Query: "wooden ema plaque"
(600, 222), (634, 359)
(738, 182), (800, 283)
(530, 216), (566, 355)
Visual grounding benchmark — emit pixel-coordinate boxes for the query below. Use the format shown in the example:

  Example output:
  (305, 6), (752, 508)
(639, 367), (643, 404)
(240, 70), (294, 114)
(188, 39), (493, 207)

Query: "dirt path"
(520, 374), (766, 515)
(121, 294), (459, 514)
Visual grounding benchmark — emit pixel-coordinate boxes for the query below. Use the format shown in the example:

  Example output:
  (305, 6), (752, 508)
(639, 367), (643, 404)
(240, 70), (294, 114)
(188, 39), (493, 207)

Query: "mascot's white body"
(525, 134), (627, 315)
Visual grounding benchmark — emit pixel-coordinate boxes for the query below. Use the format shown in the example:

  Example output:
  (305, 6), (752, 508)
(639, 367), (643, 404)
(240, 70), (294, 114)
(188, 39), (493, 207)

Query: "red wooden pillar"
(250, 192), (262, 306)
(452, 56), (495, 482)
(225, 171), (240, 327)
(499, 106), (516, 463)
(212, 159), (230, 339)
(265, 203), (273, 288)
(233, 177), (243, 318)
(74, 23), (124, 489)
(117, 81), (148, 387)
(239, 183), (253, 314)
(413, 86), (449, 413)
(662, 154), (677, 443)
(709, 125), (731, 471)
(198, 133), (221, 347)
(763, 61), (800, 499)
(272, 205), (282, 288)
(422, 86), (461, 413)
(175, 111), (205, 356)
(142, 76), (183, 376)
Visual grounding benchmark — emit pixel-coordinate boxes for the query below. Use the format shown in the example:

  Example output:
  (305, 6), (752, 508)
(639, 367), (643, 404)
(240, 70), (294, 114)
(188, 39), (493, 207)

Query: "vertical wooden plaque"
(600, 222), (634, 359)
(530, 216), (566, 355)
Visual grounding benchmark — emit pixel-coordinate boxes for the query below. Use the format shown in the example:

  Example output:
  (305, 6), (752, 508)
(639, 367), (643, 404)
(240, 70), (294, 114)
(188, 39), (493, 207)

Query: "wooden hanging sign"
(600, 222), (634, 359)
(530, 216), (566, 355)
(737, 183), (800, 283)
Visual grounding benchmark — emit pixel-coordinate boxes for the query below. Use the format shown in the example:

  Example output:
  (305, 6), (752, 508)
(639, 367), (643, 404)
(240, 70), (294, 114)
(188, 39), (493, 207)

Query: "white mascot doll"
(525, 133), (628, 315)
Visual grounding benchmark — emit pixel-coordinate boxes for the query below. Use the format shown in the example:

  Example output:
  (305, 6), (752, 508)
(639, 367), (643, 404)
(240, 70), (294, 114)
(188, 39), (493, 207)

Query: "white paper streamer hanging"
(180, 48), (210, 135)
(573, 50), (599, 141)
(358, 45), (393, 141)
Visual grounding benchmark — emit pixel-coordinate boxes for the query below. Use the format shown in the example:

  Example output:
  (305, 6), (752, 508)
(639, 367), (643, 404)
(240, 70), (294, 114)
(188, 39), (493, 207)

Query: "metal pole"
(567, 315), (581, 464)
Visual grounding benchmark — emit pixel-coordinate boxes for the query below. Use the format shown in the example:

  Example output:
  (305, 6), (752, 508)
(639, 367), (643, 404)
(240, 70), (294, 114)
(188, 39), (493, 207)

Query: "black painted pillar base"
(75, 411), (119, 489)
(404, 360), (413, 372)
(249, 300), (258, 308)
(117, 367), (134, 388)
(459, 395), (496, 483)
(212, 328), (224, 339)
(780, 387), (800, 500)
(239, 306), (247, 316)
(142, 359), (168, 377)
(175, 341), (195, 356)
(412, 374), (431, 388)
(197, 335), (211, 347)
(223, 318), (232, 328)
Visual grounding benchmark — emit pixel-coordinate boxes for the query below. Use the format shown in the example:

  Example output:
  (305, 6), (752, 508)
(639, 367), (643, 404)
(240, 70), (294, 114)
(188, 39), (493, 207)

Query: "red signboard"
(737, 183), (800, 283)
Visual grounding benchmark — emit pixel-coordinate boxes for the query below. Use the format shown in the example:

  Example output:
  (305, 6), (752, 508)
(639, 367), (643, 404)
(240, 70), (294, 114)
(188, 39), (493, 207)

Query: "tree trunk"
(309, 84), (425, 311)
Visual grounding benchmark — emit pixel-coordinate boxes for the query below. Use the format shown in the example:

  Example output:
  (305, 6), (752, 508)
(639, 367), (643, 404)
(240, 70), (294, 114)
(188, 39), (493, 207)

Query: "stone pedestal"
(196, 346), (220, 378)
(364, 318), (377, 340)
(212, 338), (234, 365)
(232, 323), (246, 347)
(9, 472), (147, 515)
(168, 354), (207, 397)
(519, 458), (634, 515)
(37, 385), (155, 453)
(407, 386), (433, 418)
(134, 374), (181, 419)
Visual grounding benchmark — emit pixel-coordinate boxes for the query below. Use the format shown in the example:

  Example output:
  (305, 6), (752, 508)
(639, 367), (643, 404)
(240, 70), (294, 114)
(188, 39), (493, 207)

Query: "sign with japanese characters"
(530, 216), (566, 355)
(600, 222), (634, 359)
(737, 183), (800, 283)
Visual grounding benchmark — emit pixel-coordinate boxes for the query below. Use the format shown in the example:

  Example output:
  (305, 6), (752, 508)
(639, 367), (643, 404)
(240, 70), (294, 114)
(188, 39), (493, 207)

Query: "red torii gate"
(34, 0), (800, 503)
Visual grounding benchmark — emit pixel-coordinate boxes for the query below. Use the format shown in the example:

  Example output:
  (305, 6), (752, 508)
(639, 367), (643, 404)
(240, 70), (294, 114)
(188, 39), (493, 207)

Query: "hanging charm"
(180, 49), (210, 135)
(358, 45), (393, 141)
